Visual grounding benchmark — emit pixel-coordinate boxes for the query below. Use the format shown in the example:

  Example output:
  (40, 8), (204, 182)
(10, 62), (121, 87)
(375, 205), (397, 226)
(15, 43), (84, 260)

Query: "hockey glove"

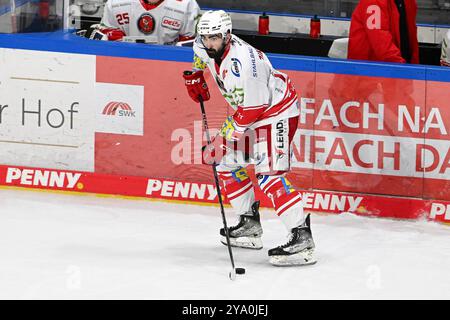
(84, 24), (125, 41)
(183, 70), (210, 103)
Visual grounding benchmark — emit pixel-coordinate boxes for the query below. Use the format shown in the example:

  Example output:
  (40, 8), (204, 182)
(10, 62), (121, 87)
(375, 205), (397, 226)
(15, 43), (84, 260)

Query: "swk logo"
(102, 102), (135, 117)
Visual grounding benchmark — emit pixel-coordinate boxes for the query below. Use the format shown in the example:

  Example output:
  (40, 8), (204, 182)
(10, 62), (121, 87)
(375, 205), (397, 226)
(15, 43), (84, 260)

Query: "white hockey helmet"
(197, 10), (232, 38)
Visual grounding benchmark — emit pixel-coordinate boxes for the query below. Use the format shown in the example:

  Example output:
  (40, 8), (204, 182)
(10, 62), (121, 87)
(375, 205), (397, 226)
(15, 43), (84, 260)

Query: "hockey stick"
(198, 97), (245, 280)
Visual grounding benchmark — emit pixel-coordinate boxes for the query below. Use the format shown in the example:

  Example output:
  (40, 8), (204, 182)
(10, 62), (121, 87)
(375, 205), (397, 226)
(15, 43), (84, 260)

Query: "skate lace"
(229, 216), (246, 231)
(280, 231), (297, 248)
(280, 226), (311, 248)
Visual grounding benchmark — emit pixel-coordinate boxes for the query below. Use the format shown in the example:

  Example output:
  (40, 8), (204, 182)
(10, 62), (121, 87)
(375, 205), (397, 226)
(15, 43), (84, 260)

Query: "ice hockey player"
(441, 30), (450, 67)
(88, 0), (201, 45)
(182, 10), (316, 266)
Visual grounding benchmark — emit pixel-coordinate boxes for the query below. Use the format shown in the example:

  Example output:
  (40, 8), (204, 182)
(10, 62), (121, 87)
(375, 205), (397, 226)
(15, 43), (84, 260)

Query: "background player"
(183, 10), (316, 266)
(88, 0), (201, 45)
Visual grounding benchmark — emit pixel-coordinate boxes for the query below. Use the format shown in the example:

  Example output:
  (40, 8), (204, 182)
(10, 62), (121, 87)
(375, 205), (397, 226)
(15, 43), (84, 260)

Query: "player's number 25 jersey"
(101, 0), (201, 45)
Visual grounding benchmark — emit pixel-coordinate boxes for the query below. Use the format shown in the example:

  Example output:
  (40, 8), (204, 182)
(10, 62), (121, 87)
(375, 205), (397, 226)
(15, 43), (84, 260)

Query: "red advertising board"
(1, 47), (449, 225)
(1, 165), (449, 223)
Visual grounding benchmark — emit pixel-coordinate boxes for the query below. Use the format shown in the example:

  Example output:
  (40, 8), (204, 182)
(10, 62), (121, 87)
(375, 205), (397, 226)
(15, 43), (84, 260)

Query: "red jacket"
(348, 0), (419, 64)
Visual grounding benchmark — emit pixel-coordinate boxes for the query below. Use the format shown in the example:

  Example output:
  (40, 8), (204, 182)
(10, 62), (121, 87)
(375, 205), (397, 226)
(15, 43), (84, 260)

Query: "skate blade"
(221, 236), (263, 250)
(269, 249), (317, 267)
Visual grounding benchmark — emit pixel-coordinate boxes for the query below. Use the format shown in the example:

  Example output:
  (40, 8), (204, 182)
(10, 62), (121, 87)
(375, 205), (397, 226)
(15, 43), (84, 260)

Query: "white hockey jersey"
(101, 0), (201, 45)
(193, 35), (299, 130)
(441, 30), (450, 67)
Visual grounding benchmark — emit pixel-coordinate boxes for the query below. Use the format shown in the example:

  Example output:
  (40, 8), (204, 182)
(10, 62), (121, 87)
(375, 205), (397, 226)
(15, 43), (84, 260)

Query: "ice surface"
(0, 188), (449, 299)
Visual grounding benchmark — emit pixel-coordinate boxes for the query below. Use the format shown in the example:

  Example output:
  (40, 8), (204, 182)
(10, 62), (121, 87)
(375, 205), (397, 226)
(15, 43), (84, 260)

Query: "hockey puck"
(235, 268), (246, 274)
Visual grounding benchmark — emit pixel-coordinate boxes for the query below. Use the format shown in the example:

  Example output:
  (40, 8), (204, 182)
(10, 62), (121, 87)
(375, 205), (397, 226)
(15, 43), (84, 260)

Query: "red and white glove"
(86, 24), (126, 41)
(202, 135), (230, 165)
(183, 70), (210, 103)
(103, 28), (126, 41)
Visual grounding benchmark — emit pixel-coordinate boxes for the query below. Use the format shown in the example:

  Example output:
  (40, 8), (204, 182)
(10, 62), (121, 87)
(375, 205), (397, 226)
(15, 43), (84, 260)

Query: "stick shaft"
(199, 99), (236, 271)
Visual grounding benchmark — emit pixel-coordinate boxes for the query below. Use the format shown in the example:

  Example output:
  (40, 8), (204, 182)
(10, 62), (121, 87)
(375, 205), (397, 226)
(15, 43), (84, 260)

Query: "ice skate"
(268, 214), (316, 266)
(220, 201), (263, 249)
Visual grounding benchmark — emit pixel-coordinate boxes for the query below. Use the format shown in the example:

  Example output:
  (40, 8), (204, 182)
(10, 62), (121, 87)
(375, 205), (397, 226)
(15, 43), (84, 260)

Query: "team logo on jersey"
(137, 13), (155, 35)
(231, 58), (242, 77)
(161, 16), (181, 30)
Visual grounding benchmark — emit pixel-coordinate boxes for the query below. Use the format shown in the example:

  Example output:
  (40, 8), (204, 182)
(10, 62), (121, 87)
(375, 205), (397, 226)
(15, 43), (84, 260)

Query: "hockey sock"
(258, 175), (304, 230)
(218, 167), (255, 215)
